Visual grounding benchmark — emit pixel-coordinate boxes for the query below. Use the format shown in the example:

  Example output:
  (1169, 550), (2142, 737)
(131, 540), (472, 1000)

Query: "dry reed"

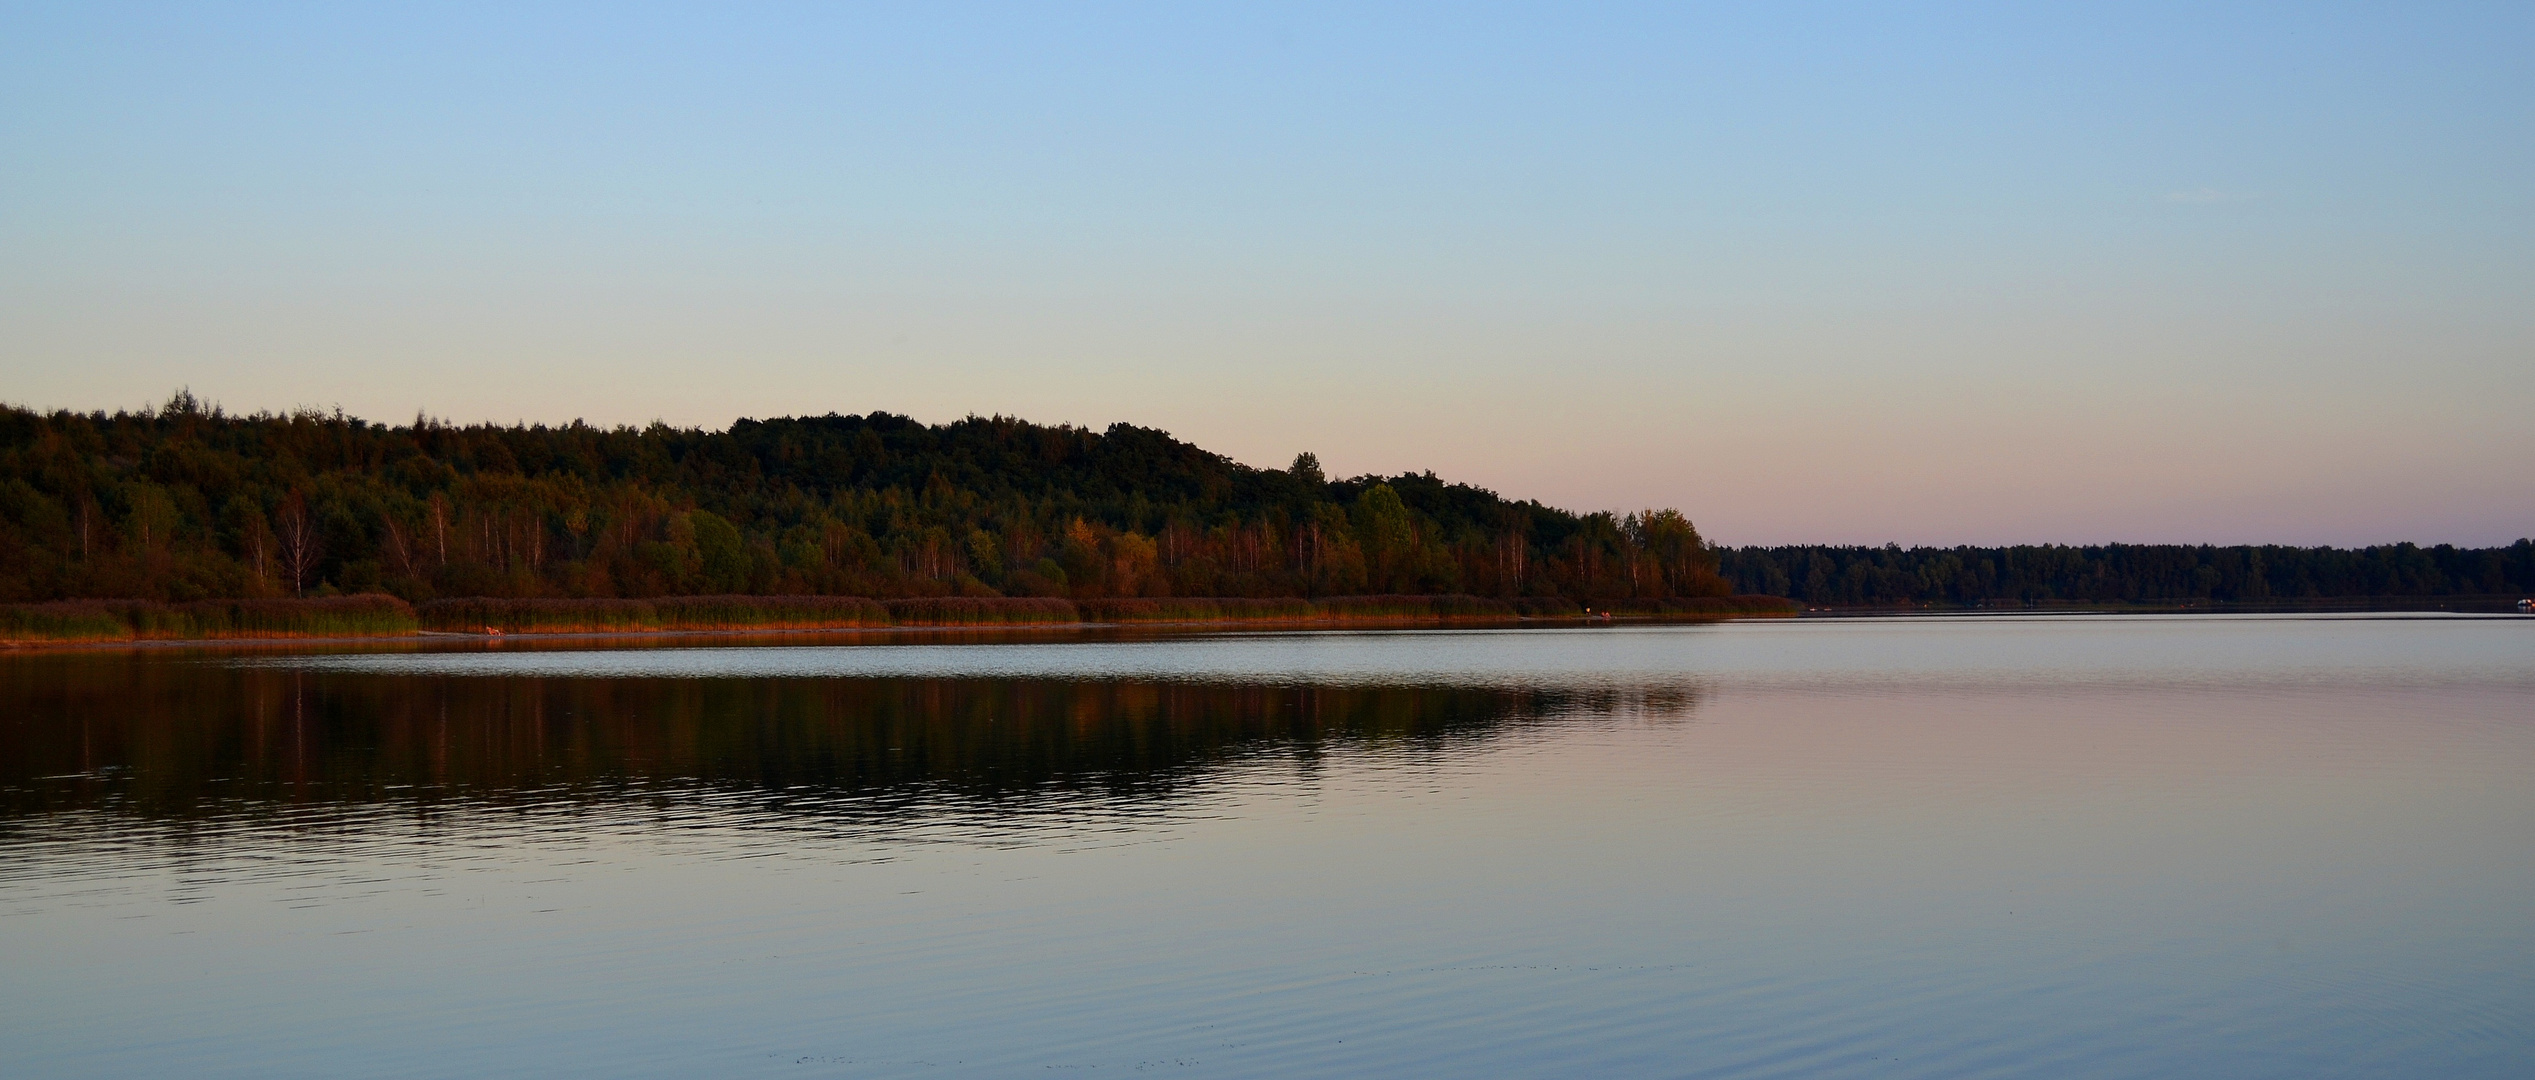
(417, 595), (887, 634)
(0, 595), (417, 644)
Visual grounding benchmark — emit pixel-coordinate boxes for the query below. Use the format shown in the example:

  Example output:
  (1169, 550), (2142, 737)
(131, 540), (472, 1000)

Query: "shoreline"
(0, 593), (1804, 650)
(22, 594), (2518, 651)
(0, 610), (1796, 652)
(0, 615), (1719, 653)
(1793, 595), (2532, 617)
(8, 603), (2520, 652)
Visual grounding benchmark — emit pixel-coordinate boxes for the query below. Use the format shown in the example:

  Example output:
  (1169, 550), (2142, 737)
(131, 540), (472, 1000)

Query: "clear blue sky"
(4, 2), (2528, 545)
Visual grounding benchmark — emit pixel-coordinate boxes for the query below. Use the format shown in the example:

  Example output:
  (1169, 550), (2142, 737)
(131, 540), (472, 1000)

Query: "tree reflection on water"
(1, 652), (1698, 823)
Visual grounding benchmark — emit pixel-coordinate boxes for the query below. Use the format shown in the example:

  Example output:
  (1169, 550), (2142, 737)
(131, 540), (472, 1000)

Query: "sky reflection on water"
(259, 613), (2535, 691)
(2, 616), (2530, 1078)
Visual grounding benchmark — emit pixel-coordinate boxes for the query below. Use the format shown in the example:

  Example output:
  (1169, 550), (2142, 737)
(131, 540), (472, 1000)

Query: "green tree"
(121, 482), (182, 555)
(690, 511), (750, 593)
(1633, 508), (1719, 596)
(1354, 483), (1415, 590)
(1302, 502), (1366, 595)
(966, 528), (1004, 584)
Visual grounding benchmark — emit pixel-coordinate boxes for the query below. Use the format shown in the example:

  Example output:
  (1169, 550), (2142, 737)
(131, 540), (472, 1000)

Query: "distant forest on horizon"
(0, 395), (2527, 608)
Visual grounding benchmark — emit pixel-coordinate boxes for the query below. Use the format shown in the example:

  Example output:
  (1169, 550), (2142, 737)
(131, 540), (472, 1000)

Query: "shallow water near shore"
(3, 615), (2530, 1078)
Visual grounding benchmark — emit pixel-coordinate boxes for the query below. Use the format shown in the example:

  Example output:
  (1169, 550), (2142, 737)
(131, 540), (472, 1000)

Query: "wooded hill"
(0, 395), (1726, 604)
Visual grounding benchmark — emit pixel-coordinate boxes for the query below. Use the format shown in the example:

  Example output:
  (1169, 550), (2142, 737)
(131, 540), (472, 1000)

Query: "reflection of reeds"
(1078, 595), (1552, 623)
(0, 595), (417, 644)
(1592, 596), (1803, 617)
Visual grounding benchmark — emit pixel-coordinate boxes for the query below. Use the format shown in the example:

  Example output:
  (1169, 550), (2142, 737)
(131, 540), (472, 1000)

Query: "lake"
(3, 615), (2530, 1078)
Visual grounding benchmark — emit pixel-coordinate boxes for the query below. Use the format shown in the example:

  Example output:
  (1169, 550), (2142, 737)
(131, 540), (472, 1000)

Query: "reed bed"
(1509, 597), (1584, 617)
(1313, 594), (1521, 620)
(0, 595), (418, 644)
(653, 595), (888, 630)
(0, 602), (129, 643)
(419, 597), (655, 634)
(883, 596), (1081, 626)
(418, 595), (888, 634)
(1075, 597), (1320, 623)
(5, 590), (1797, 645)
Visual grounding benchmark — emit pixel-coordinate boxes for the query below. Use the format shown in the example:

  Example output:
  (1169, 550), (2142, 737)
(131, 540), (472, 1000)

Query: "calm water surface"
(3, 615), (2530, 1078)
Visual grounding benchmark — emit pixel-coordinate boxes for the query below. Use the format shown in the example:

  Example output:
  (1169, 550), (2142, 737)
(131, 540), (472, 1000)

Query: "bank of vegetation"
(416, 595), (889, 634)
(3, 396), (2510, 634)
(1723, 542), (2535, 608)
(0, 395), (1731, 609)
(0, 592), (1807, 643)
(0, 594), (416, 644)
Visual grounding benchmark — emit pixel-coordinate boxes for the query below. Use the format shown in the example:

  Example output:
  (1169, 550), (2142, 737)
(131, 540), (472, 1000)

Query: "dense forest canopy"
(0, 395), (1724, 604)
(2, 395), (2524, 608)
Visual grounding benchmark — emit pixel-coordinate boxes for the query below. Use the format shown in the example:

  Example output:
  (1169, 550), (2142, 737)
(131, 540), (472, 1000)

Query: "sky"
(2, 2), (2529, 546)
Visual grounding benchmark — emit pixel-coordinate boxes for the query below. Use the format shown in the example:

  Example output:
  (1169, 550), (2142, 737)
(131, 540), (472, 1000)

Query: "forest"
(1722, 540), (2535, 607)
(0, 395), (1727, 605)
(3, 395), (2524, 612)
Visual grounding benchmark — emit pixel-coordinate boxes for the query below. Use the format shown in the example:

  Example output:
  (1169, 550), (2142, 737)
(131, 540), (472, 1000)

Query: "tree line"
(14, 395), (2520, 610)
(1722, 541), (2535, 606)
(0, 394), (1729, 605)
